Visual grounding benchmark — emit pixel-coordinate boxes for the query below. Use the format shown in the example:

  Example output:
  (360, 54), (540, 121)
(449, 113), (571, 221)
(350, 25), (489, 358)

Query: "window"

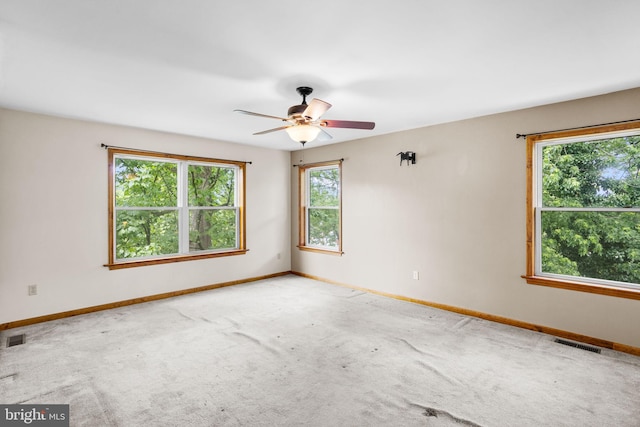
(298, 161), (342, 255)
(106, 148), (246, 269)
(524, 121), (640, 299)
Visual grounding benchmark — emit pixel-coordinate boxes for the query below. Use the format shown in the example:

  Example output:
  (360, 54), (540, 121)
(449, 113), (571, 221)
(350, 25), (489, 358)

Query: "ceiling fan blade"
(253, 125), (291, 135)
(322, 120), (376, 130)
(317, 128), (333, 141)
(302, 98), (332, 121)
(234, 109), (290, 122)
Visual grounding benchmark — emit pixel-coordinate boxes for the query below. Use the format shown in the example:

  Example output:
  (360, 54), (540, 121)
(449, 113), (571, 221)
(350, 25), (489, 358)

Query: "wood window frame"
(105, 148), (247, 270)
(523, 121), (640, 300)
(298, 160), (343, 256)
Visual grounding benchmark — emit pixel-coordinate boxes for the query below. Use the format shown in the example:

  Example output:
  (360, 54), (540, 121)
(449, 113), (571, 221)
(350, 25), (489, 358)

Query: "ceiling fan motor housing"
(288, 87), (314, 117)
(287, 104), (307, 117)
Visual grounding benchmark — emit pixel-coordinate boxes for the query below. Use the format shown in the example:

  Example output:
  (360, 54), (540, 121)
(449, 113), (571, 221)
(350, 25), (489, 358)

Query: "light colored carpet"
(1, 275), (639, 426)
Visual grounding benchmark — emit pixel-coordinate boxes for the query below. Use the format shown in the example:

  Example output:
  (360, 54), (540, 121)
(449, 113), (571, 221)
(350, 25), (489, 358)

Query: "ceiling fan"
(234, 86), (375, 146)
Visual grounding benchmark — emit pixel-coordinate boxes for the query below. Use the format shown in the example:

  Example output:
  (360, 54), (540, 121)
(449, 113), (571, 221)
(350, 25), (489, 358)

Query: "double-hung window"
(298, 161), (342, 255)
(525, 121), (640, 298)
(106, 148), (246, 269)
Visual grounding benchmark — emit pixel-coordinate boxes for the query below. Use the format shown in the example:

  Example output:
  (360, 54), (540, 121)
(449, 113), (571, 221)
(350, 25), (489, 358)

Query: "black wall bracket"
(397, 151), (416, 166)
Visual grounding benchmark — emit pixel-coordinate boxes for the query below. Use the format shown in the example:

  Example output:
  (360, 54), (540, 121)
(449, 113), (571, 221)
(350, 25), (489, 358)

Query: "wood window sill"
(105, 250), (248, 270)
(522, 275), (640, 300)
(297, 246), (343, 256)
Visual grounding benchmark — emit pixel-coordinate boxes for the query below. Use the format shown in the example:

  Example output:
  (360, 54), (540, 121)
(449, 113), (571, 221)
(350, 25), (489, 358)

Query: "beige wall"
(291, 87), (640, 348)
(2, 88), (639, 349)
(0, 108), (291, 324)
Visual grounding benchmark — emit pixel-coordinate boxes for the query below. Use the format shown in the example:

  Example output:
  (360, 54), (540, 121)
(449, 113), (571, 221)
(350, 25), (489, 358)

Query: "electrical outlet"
(412, 271), (419, 280)
(28, 284), (38, 296)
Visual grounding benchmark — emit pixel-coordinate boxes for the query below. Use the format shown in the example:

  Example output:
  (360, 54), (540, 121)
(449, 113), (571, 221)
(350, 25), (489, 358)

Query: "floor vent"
(554, 338), (601, 354)
(6, 334), (26, 348)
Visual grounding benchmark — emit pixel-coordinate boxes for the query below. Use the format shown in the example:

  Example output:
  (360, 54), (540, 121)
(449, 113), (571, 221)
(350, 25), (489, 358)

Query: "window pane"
(115, 210), (179, 259)
(115, 158), (177, 207)
(309, 168), (339, 207)
(188, 164), (235, 207)
(541, 210), (640, 284)
(542, 135), (640, 208)
(308, 208), (339, 248)
(189, 209), (237, 251)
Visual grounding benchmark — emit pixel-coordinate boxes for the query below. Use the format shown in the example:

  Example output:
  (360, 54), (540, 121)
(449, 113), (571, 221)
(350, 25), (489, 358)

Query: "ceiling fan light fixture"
(285, 124), (321, 144)
(235, 86), (375, 145)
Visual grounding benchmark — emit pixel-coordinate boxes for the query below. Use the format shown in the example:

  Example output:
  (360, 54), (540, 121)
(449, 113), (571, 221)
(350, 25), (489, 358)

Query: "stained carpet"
(1, 275), (639, 426)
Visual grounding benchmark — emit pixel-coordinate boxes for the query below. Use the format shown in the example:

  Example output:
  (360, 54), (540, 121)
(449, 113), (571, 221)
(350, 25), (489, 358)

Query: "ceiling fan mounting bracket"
(296, 86), (313, 103)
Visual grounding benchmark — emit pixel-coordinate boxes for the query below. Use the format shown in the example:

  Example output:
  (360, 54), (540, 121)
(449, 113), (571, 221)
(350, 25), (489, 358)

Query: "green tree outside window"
(112, 153), (242, 264)
(539, 134), (640, 286)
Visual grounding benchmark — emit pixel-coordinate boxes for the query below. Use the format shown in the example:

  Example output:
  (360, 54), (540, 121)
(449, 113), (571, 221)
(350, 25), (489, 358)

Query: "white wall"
(291, 87), (640, 348)
(0, 108), (291, 324)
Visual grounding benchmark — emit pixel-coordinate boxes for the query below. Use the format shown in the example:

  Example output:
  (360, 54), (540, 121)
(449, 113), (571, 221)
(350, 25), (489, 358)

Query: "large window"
(298, 161), (342, 255)
(525, 122), (640, 299)
(106, 148), (246, 269)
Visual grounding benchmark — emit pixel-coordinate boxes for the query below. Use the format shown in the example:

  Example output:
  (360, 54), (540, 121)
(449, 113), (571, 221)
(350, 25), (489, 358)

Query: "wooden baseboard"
(0, 271), (290, 331)
(5, 270), (639, 358)
(291, 271), (640, 357)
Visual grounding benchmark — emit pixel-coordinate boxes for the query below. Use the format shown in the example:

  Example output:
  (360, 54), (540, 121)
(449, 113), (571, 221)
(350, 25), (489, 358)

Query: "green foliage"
(308, 208), (339, 247)
(307, 167), (340, 248)
(189, 209), (237, 251)
(309, 168), (339, 207)
(188, 165), (235, 207)
(540, 135), (640, 284)
(114, 157), (238, 259)
(115, 158), (177, 207)
(188, 164), (237, 251)
(115, 210), (179, 259)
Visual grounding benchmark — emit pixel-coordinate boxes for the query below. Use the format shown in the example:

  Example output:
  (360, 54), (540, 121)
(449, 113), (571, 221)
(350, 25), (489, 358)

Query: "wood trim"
(298, 166), (305, 248)
(106, 147), (248, 167)
(522, 275), (640, 300)
(296, 246), (343, 256)
(529, 120), (640, 143)
(107, 149), (116, 265)
(106, 147), (247, 268)
(0, 271), (290, 331)
(297, 160), (343, 254)
(297, 159), (344, 169)
(524, 121), (640, 299)
(104, 249), (248, 270)
(4, 270), (638, 357)
(239, 161), (247, 251)
(292, 271), (640, 357)
(525, 135), (535, 277)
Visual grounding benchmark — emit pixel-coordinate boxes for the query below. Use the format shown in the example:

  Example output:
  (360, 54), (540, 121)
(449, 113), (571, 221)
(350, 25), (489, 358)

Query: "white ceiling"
(1, 1), (640, 151)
